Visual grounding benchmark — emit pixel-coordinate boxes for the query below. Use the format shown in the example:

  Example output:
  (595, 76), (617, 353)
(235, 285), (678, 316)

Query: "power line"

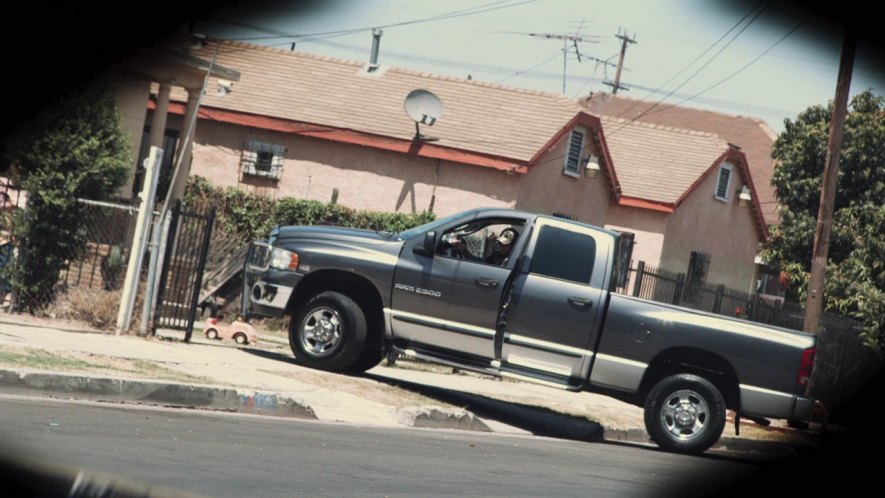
(637, 0), (769, 102)
(309, 38), (609, 85)
(198, 32), (794, 122)
(209, 0), (537, 43)
(647, 21), (806, 115)
(628, 0), (771, 119)
(497, 51), (563, 83)
(605, 0), (768, 123)
(605, 0), (772, 137)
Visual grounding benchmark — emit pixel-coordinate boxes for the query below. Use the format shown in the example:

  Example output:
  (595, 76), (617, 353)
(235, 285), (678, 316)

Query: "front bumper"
(242, 244), (304, 319)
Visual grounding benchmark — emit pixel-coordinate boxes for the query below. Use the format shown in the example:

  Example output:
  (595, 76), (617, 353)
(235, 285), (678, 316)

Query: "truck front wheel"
(644, 373), (726, 454)
(290, 291), (367, 372)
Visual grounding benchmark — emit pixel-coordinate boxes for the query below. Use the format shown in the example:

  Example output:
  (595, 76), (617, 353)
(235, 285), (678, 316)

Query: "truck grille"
(248, 242), (271, 270)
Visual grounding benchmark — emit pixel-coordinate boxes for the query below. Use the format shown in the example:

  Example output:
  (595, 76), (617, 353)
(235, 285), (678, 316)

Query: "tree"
(5, 79), (130, 310)
(763, 90), (885, 356)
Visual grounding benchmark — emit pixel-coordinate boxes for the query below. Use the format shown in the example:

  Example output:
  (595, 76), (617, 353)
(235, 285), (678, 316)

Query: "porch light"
(584, 155), (601, 179)
(738, 185), (752, 207)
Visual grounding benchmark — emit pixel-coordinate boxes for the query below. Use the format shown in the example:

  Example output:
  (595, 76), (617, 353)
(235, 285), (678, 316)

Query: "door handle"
(568, 296), (593, 308)
(475, 278), (499, 289)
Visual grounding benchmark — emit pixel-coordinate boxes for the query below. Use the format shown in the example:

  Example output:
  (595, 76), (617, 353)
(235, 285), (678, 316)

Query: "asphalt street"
(0, 396), (757, 497)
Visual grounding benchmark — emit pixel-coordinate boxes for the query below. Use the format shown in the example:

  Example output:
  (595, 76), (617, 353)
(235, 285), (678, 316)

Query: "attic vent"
(563, 130), (585, 177)
(715, 163), (733, 201)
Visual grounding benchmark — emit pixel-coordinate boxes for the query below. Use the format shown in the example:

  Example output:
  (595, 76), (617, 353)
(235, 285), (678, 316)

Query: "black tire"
(346, 347), (384, 373)
(290, 291), (367, 372)
(644, 373), (727, 454)
(233, 332), (248, 345)
(787, 418), (810, 430)
(206, 329), (219, 340)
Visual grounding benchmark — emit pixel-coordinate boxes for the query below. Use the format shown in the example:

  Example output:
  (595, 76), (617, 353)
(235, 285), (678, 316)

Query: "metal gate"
(154, 200), (215, 341)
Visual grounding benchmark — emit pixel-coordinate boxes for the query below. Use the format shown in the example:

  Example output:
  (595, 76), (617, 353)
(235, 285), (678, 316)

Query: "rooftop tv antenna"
(404, 89), (443, 142)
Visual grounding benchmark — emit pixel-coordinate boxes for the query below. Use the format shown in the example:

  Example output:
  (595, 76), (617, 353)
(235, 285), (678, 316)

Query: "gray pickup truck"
(243, 208), (817, 453)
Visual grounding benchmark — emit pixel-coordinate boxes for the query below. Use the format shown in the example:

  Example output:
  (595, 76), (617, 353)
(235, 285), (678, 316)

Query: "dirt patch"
(0, 344), (213, 385)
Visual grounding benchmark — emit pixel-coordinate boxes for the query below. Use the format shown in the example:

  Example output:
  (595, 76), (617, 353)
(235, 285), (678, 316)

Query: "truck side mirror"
(413, 230), (436, 257)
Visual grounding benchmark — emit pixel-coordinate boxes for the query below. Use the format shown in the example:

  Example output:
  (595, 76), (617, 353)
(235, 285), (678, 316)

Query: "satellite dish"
(404, 90), (443, 142)
(404, 89), (443, 126)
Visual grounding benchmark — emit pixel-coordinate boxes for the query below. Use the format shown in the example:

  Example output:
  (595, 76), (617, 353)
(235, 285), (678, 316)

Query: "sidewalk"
(0, 314), (819, 455)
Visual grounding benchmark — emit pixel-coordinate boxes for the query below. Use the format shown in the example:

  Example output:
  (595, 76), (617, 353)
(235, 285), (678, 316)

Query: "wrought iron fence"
(619, 261), (863, 333)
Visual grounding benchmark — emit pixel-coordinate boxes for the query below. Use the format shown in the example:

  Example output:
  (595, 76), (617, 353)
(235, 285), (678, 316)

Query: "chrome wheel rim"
(300, 307), (343, 358)
(660, 389), (709, 442)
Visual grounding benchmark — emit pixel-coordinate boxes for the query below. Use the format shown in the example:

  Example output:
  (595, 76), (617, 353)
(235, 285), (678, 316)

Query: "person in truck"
(485, 228), (517, 266)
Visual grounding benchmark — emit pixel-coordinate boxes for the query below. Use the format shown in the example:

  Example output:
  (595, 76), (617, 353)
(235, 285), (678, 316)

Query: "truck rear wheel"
(290, 291), (367, 372)
(644, 373), (726, 454)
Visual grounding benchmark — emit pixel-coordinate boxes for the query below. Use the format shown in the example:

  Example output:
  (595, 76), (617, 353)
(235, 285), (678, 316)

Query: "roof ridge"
(755, 119), (779, 141)
(601, 115), (726, 142)
(587, 92), (772, 125)
(216, 39), (364, 67)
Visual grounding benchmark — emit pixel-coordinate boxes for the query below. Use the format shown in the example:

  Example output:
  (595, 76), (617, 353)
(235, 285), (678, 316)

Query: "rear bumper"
(740, 384), (815, 421)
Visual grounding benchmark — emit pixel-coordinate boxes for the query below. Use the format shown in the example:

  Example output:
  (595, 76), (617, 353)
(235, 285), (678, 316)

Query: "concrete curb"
(0, 369), (499, 433)
(397, 406), (492, 432)
(0, 369), (316, 420)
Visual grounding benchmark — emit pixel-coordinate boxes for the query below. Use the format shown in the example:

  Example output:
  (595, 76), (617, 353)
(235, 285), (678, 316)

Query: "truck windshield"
(397, 211), (472, 241)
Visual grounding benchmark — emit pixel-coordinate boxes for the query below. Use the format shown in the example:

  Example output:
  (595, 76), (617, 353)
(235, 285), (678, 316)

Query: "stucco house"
(151, 40), (617, 227)
(137, 38), (767, 291)
(599, 117), (768, 291)
(581, 92), (780, 227)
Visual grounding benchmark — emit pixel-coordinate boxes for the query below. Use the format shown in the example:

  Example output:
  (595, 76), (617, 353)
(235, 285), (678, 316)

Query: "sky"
(192, 0), (884, 134)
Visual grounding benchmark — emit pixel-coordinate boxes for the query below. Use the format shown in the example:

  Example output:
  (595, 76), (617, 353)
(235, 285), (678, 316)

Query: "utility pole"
(604, 28), (636, 94)
(526, 32), (598, 94)
(803, 31), (857, 335)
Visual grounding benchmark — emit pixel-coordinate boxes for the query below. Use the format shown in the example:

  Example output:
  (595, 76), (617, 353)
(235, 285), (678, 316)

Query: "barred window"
(242, 140), (285, 180)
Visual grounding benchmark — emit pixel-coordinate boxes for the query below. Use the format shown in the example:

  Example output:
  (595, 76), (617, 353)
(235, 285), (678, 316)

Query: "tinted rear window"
(530, 226), (596, 284)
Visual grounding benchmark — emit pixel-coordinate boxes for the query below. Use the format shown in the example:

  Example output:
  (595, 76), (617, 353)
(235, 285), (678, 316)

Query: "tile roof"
(173, 40), (587, 164)
(581, 93), (779, 225)
(599, 117), (730, 204)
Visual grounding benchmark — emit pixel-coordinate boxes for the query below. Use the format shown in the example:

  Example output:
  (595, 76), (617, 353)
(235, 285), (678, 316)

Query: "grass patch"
(0, 345), (213, 385)
(0, 347), (110, 371)
(42, 286), (145, 332)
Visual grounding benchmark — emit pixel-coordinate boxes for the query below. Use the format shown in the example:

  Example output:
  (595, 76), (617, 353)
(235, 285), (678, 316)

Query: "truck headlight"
(270, 247), (299, 271)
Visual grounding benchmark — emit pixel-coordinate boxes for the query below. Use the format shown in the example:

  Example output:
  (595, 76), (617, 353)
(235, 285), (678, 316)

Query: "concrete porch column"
(168, 87), (201, 203)
(148, 83), (172, 149)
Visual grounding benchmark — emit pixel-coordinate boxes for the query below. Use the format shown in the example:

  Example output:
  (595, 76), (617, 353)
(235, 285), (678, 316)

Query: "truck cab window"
(437, 219), (524, 266)
(530, 225), (596, 284)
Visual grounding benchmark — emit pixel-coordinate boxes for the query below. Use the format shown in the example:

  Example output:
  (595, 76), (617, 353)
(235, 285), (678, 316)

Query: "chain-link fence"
(59, 199), (139, 293)
(2, 190), (140, 315)
(1, 178), (28, 310)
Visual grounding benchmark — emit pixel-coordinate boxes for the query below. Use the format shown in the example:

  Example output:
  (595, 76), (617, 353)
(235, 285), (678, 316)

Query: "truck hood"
(273, 226), (396, 247)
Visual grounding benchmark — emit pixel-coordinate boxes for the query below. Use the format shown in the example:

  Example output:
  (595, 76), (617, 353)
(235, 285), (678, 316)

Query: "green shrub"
(4, 80), (130, 310)
(185, 177), (436, 240)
